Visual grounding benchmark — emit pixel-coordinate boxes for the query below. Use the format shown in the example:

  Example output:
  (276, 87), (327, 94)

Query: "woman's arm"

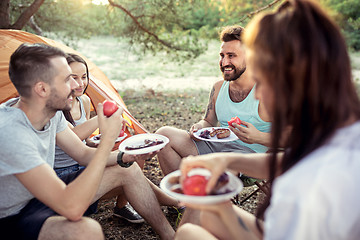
(70, 116), (98, 141)
(180, 152), (283, 193)
(70, 95), (98, 142)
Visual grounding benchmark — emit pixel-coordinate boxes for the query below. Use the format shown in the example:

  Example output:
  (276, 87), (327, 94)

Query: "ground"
(89, 90), (265, 239)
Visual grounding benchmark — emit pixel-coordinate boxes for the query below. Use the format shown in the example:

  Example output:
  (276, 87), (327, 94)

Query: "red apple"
(183, 175), (208, 196)
(103, 100), (118, 117)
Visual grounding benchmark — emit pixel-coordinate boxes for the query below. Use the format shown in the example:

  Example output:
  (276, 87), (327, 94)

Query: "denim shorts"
(0, 168), (98, 240)
(54, 164), (85, 178)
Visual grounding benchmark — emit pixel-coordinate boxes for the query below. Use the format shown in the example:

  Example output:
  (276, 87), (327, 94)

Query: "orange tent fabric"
(0, 29), (147, 135)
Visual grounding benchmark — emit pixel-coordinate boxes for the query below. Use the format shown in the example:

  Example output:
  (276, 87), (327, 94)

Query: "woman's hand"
(180, 153), (229, 194)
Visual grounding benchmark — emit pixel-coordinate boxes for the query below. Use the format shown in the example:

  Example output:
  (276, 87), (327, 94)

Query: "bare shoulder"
(80, 95), (91, 112)
(213, 80), (224, 92)
(211, 80), (224, 100)
(80, 94), (91, 105)
(258, 101), (271, 122)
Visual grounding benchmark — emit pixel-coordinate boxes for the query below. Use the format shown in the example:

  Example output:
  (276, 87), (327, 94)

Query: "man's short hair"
(9, 43), (66, 98)
(220, 25), (244, 42)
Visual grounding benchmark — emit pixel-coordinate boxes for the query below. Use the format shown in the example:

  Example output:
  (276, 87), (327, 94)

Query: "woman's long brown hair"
(62, 53), (90, 126)
(243, 0), (360, 232)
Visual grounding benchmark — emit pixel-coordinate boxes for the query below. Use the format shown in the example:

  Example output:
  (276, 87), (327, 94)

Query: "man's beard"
(46, 89), (74, 112)
(221, 64), (246, 81)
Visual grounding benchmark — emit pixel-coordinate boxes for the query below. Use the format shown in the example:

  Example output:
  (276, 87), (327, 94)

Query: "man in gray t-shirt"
(0, 101), (67, 218)
(0, 43), (176, 240)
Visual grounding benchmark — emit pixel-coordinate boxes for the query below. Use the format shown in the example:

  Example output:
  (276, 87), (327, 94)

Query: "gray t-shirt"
(0, 98), (67, 218)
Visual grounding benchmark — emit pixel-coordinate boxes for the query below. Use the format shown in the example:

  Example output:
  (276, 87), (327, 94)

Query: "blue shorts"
(54, 164), (86, 178)
(0, 169), (98, 240)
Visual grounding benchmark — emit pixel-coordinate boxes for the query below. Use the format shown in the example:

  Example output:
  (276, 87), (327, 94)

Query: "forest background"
(2, 0), (359, 90)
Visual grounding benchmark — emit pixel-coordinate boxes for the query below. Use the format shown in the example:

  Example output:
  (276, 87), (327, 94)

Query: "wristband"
(117, 151), (133, 168)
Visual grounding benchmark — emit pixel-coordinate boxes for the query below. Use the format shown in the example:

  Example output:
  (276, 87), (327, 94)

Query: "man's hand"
(229, 121), (268, 145)
(189, 123), (203, 134)
(123, 150), (160, 163)
(97, 103), (124, 144)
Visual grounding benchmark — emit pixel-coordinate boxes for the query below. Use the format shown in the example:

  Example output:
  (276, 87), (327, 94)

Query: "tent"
(0, 29), (147, 139)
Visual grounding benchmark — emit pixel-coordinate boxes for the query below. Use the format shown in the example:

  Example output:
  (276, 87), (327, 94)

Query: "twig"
(108, 0), (190, 52)
(239, 0), (283, 23)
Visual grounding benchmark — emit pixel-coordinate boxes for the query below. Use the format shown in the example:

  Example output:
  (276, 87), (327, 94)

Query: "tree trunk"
(11, 0), (45, 30)
(0, 0), (10, 29)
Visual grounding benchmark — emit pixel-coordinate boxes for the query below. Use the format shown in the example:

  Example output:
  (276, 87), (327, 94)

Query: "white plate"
(118, 133), (169, 155)
(160, 170), (243, 204)
(90, 133), (127, 144)
(193, 127), (238, 142)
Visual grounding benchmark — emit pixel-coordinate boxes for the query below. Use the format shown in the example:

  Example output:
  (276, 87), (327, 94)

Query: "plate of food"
(160, 169), (243, 205)
(118, 133), (169, 155)
(193, 127), (238, 142)
(90, 133), (127, 144)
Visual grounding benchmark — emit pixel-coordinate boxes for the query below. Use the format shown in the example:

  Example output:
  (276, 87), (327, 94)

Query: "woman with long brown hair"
(175, 0), (360, 239)
(54, 53), (145, 223)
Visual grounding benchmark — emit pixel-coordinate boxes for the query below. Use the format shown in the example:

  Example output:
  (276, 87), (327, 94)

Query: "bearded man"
(155, 26), (271, 178)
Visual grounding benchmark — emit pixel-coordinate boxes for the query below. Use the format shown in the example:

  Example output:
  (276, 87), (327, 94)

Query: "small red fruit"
(228, 116), (241, 127)
(103, 100), (118, 117)
(183, 175), (208, 196)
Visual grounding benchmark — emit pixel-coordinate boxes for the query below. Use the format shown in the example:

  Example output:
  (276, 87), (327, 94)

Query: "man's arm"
(15, 140), (113, 221)
(15, 104), (123, 221)
(190, 81), (223, 133)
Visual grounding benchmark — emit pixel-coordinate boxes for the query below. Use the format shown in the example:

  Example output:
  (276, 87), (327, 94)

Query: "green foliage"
(321, 0), (360, 50)
(8, 0), (360, 58)
(9, 0), (111, 47)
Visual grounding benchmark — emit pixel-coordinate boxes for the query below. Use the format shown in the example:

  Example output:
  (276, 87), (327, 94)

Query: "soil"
(89, 90), (266, 239)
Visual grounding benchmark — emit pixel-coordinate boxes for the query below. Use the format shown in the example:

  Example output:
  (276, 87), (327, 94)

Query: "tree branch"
(28, 16), (43, 35)
(0, 0), (10, 28)
(11, 0), (45, 30)
(108, 0), (188, 52)
(239, 0), (283, 23)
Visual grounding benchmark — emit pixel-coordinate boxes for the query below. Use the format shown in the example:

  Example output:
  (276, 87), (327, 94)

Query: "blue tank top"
(215, 81), (271, 153)
(54, 97), (87, 168)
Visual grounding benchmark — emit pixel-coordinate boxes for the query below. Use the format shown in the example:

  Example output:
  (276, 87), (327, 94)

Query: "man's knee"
(39, 216), (104, 240)
(155, 126), (176, 137)
(76, 217), (104, 240)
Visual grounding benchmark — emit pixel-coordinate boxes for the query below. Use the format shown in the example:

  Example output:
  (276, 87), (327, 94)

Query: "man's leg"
(96, 164), (174, 240)
(145, 178), (180, 206)
(39, 216), (104, 240)
(155, 126), (198, 175)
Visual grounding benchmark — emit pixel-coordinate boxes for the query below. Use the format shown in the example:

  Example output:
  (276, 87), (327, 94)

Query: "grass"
(121, 89), (209, 132)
